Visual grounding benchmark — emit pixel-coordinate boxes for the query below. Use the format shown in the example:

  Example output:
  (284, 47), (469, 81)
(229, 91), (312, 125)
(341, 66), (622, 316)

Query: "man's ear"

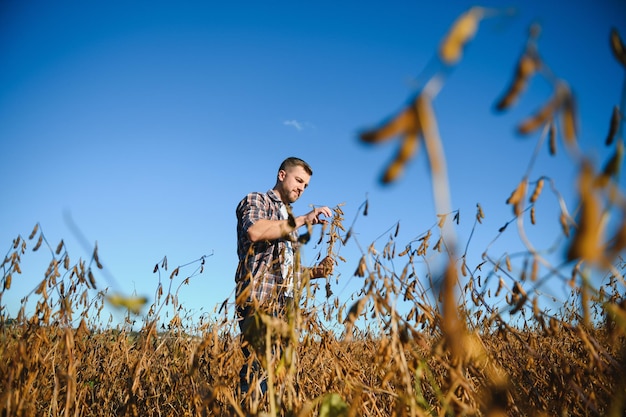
(277, 169), (286, 181)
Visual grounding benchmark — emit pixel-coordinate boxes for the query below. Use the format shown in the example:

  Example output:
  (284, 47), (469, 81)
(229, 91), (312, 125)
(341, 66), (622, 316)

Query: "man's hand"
(311, 256), (335, 279)
(303, 206), (333, 225)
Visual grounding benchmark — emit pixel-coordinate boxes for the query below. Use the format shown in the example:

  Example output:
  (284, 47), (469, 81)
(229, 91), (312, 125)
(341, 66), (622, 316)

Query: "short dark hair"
(278, 157), (313, 176)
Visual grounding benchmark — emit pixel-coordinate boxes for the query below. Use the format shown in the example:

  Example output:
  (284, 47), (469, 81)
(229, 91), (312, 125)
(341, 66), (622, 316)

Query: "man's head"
(275, 157), (313, 204)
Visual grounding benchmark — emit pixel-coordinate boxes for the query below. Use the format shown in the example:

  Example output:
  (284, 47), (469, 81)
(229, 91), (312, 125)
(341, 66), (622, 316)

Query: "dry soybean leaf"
(28, 223), (39, 240)
(531, 257), (539, 281)
(566, 162), (604, 262)
(476, 203), (485, 223)
(382, 133), (420, 184)
(506, 178), (528, 216)
(437, 213), (447, 228)
(605, 106), (621, 146)
(317, 227), (325, 245)
(354, 255), (367, 277)
(55, 240), (64, 255)
(439, 7), (484, 65)
(495, 53), (538, 111)
(517, 88), (564, 136)
(35, 279), (46, 296)
(88, 269), (97, 289)
(382, 160), (404, 184)
(610, 27), (626, 68)
(397, 131), (421, 165)
(298, 231), (311, 244)
(360, 106), (419, 144)
(344, 298), (366, 325)
(93, 243), (103, 269)
(342, 228), (352, 245)
(532, 296), (541, 319)
(529, 178), (544, 203)
(548, 121), (557, 155)
(496, 277), (504, 297)
(33, 235), (43, 252)
(510, 283), (527, 314)
(561, 89), (578, 147)
(598, 140), (624, 187)
(170, 267), (179, 279)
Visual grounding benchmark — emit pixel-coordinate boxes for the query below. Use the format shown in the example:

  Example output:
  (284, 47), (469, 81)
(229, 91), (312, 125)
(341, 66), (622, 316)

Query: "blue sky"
(2, 1), (625, 327)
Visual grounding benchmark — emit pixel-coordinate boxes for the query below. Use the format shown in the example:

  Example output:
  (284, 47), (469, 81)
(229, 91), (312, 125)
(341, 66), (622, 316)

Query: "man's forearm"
(247, 218), (293, 242)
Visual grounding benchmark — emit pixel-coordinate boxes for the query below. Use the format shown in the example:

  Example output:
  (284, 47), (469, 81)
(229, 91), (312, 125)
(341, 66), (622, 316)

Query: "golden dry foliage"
(605, 105), (621, 146)
(566, 161), (607, 264)
(359, 94), (423, 184)
(360, 6), (509, 186)
(2, 213), (626, 417)
(610, 28), (626, 68)
(438, 6), (485, 65)
(492, 22), (586, 158)
(516, 82), (578, 149)
(438, 6), (514, 65)
(494, 23), (541, 111)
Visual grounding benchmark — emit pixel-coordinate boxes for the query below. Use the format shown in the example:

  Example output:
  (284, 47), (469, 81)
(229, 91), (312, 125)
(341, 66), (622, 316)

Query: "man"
(235, 156), (334, 400)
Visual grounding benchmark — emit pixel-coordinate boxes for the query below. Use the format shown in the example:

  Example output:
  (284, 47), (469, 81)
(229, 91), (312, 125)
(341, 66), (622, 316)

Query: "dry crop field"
(2, 7), (626, 417)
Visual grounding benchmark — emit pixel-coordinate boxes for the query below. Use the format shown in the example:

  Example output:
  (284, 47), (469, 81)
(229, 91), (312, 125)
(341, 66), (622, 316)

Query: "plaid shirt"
(235, 189), (299, 306)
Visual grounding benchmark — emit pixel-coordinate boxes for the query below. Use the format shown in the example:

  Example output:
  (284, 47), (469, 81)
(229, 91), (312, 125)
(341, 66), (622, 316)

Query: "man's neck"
(272, 186), (288, 205)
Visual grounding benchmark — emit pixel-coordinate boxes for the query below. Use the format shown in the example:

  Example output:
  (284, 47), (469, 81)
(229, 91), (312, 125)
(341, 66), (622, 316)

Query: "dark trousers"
(238, 304), (268, 396)
(236, 298), (293, 398)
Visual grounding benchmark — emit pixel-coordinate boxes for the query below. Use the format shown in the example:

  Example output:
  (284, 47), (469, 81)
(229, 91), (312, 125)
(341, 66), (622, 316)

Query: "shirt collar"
(267, 189), (286, 206)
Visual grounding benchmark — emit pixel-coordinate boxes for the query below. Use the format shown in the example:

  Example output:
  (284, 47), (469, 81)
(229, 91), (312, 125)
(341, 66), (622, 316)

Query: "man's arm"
(247, 206), (333, 243)
(247, 218), (295, 242)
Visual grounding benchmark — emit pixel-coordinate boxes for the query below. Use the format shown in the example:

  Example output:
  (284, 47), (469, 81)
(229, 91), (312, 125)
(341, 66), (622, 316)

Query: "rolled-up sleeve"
(238, 192), (267, 233)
